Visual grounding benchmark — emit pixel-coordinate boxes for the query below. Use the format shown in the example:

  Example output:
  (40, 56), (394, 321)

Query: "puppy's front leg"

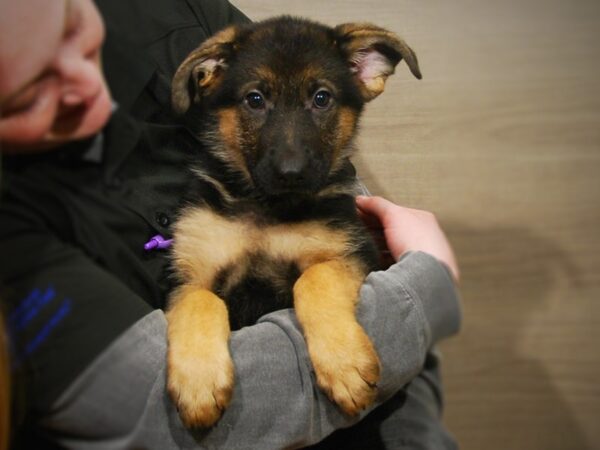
(294, 259), (380, 416)
(166, 286), (234, 428)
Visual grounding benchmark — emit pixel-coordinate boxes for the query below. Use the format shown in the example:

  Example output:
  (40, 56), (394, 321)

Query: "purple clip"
(144, 234), (173, 251)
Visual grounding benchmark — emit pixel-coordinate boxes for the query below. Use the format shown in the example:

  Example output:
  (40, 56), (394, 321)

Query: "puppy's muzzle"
(273, 149), (309, 189)
(254, 146), (322, 196)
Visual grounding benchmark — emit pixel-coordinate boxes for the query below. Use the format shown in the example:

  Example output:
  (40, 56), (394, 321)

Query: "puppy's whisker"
(316, 181), (363, 199)
(191, 167), (237, 205)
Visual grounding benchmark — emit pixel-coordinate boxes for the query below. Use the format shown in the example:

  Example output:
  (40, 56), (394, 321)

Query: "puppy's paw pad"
(168, 351), (234, 428)
(310, 326), (380, 416)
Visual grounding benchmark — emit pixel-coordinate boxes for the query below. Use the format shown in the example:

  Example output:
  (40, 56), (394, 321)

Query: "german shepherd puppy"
(166, 16), (421, 428)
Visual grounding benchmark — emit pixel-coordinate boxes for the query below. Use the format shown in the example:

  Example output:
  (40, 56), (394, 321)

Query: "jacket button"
(155, 212), (170, 227)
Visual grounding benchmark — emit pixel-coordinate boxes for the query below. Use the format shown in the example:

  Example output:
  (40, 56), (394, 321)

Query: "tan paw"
(309, 323), (380, 416)
(167, 344), (234, 428)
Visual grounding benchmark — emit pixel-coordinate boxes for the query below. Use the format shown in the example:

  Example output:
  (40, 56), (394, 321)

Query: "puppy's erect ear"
(334, 23), (422, 101)
(171, 26), (238, 114)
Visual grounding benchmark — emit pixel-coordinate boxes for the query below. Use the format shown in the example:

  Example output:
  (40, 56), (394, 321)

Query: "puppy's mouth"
(252, 168), (326, 199)
(256, 180), (321, 199)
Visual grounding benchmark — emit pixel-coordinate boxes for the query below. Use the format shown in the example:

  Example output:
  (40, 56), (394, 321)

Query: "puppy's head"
(172, 17), (421, 198)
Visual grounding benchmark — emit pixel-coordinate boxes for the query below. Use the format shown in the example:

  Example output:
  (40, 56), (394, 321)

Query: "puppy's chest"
(171, 206), (352, 288)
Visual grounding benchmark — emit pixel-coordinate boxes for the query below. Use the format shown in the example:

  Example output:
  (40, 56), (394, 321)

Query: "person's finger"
(363, 223), (396, 268)
(371, 232), (388, 251)
(356, 208), (383, 230)
(355, 195), (395, 227)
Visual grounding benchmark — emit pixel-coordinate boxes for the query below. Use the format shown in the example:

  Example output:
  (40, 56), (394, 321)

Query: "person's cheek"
(0, 79), (60, 150)
(76, 0), (106, 65)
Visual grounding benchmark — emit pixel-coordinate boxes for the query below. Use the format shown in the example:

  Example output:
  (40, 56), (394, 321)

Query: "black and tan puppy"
(166, 16), (421, 427)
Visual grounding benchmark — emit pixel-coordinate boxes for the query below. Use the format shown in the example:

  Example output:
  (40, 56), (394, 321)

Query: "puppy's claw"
(309, 324), (381, 416)
(168, 350), (234, 428)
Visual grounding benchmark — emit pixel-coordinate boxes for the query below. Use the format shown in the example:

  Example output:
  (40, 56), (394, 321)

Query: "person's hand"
(356, 195), (460, 283)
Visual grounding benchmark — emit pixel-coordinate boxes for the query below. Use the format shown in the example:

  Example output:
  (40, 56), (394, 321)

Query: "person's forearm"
(42, 252), (460, 449)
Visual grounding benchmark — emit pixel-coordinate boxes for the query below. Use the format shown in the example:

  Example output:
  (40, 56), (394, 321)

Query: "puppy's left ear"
(171, 26), (238, 114)
(334, 23), (422, 101)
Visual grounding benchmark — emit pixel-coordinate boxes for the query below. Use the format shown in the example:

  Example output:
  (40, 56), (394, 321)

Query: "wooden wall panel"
(232, 1), (600, 448)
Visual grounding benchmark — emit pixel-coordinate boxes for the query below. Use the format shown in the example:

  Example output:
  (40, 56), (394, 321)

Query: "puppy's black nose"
(277, 158), (306, 184)
(273, 152), (308, 188)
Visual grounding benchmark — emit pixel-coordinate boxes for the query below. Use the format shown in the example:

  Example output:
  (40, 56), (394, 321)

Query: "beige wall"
(233, 1), (600, 448)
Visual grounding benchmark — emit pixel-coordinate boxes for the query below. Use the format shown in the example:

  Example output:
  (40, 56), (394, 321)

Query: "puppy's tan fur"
(165, 16), (421, 428)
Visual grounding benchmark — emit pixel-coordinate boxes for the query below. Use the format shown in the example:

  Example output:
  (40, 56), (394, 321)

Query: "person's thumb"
(355, 196), (393, 226)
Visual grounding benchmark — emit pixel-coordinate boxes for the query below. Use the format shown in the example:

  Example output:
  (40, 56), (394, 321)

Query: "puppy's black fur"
(171, 16), (421, 329)
(165, 16), (422, 427)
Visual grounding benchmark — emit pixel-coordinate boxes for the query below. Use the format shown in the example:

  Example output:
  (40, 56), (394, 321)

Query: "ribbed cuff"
(389, 252), (462, 346)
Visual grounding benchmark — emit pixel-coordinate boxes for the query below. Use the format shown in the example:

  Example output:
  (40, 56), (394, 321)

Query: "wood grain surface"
(233, 0), (600, 448)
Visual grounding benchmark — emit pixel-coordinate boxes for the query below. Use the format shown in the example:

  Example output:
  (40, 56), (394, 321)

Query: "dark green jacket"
(1, 0), (248, 439)
(0, 1), (460, 448)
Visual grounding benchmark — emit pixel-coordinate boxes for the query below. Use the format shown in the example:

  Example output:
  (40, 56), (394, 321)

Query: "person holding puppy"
(0, 0), (460, 449)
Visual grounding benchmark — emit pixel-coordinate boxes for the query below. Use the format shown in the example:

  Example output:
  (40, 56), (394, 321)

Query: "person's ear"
(171, 26), (238, 114)
(334, 23), (422, 101)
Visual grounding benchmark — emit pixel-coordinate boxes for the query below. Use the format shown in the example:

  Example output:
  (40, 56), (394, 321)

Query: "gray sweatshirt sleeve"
(43, 252), (461, 449)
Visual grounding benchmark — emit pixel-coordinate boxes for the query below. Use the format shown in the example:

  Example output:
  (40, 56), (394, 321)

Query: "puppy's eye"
(245, 91), (266, 110)
(313, 90), (332, 109)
